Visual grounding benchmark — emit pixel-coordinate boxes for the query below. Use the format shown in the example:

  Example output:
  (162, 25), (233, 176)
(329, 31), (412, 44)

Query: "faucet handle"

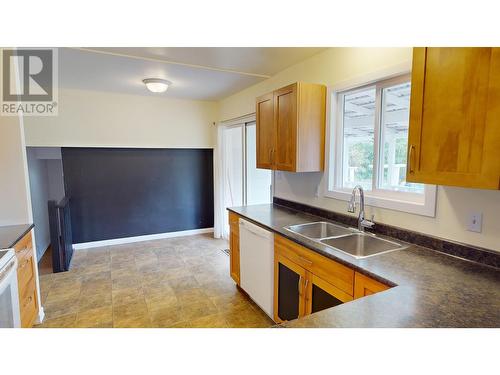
(361, 215), (375, 229)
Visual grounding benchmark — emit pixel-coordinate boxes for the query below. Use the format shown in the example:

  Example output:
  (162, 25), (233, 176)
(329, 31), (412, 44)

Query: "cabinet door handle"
(24, 296), (33, 308)
(298, 276), (303, 296)
(270, 148), (275, 163)
(408, 145), (415, 174)
(20, 258), (29, 269)
(304, 279), (309, 301)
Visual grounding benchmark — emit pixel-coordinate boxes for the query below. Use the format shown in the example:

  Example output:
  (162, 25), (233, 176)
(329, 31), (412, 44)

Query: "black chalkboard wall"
(62, 148), (214, 244)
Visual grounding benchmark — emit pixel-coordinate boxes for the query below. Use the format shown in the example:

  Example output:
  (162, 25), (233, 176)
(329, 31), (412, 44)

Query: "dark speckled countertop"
(0, 224), (34, 249)
(228, 204), (500, 328)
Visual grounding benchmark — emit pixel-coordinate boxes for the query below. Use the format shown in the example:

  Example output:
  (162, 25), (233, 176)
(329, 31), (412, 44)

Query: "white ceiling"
(59, 47), (326, 101)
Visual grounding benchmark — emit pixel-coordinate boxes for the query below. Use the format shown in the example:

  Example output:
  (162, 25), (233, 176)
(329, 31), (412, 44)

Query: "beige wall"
(0, 113), (33, 225)
(24, 88), (218, 148)
(0, 48), (33, 225)
(218, 47), (500, 252)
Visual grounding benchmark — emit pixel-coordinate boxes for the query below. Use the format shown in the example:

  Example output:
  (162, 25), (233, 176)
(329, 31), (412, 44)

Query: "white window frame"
(325, 66), (437, 217)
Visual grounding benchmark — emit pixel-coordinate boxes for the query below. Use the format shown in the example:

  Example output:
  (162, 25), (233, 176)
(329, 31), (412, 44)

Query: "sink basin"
(320, 233), (405, 259)
(285, 221), (356, 239)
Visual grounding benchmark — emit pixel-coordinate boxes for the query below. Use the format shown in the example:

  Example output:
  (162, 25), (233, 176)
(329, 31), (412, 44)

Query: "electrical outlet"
(467, 212), (483, 233)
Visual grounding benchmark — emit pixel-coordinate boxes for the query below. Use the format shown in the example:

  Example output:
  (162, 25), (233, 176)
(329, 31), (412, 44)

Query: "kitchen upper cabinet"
(228, 212), (240, 285)
(274, 85), (297, 171)
(353, 272), (389, 299)
(407, 47), (500, 189)
(256, 82), (326, 172)
(256, 92), (275, 169)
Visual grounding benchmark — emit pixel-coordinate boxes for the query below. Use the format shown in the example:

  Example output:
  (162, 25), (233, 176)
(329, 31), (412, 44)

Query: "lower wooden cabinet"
(274, 252), (308, 322)
(227, 219), (392, 323)
(13, 230), (39, 328)
(305, 274), (353, 315)
(274, 254), (355, 323)
(228, 212), (240, 285)
(353, 272), (389, 299)
(273, 233), (390, 323)
(19, 281), (38, 328)
(274, 234), (355, 323)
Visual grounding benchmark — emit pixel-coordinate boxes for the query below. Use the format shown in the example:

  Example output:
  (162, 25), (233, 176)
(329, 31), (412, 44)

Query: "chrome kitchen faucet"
(347, 185), (375, 232)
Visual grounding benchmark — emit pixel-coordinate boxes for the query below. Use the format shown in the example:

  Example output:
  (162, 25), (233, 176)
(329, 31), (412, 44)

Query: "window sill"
(324, 186), (437, 217)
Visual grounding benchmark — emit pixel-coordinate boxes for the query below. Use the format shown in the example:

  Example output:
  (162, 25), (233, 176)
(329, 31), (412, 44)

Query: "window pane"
(341, 87), (376, 191)
(379, 82), (424, 193)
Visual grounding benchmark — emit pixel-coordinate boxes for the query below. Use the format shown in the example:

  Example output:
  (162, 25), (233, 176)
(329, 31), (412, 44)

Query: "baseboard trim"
(35, 306), (45, 325)
(73, 228), (214, 250)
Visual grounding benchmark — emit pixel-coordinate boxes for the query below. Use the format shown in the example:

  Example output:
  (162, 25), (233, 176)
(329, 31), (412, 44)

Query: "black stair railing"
(48, 196), (73, 273)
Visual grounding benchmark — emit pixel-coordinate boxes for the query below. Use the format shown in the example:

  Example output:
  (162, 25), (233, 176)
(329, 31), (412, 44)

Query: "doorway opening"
(221, 120), (272, 238)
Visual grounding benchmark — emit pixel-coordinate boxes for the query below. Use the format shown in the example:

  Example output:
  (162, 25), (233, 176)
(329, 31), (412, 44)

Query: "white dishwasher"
(239, 218), (274, 319)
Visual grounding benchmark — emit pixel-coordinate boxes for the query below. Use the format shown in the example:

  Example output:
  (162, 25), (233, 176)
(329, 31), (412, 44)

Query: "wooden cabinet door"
(273, 253), (307, 323)
(274, 83), (297, 171)
(14, 231), (38, 328)
(407, 47), (500, 189)
(228, 213), (240, 285)
(305, 274), (353, 315)
(256, 92), (275, 169)
(19, 280), (38, 328)
(353, 272), (389, 299)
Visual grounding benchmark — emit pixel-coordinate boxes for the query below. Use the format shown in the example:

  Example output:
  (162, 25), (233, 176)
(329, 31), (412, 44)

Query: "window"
(327, 73), (436, 217)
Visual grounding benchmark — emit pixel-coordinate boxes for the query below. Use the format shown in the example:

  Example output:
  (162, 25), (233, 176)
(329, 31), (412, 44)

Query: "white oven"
(0, 249), (21, 328)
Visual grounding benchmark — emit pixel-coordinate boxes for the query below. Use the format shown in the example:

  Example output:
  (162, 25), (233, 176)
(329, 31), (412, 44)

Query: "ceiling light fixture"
(143, 78), (172, 93)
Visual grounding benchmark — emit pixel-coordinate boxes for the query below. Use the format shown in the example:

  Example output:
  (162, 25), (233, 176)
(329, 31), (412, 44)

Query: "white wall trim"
(330, 61), (412, 93)
(35, 306), (45, 324)
(324, 187), (437, 217)
(73, 228), (214, 250)
(220, 112), (256, 127)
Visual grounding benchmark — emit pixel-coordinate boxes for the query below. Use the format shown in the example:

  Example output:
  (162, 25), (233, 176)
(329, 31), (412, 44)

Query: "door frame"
(220, 113), (274, 205)
(218, 114), (275, 239)
(221, 113), (256, 205)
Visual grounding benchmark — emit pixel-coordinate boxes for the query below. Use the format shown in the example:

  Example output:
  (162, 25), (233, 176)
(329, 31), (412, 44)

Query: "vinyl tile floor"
(35, 234), (274, 328)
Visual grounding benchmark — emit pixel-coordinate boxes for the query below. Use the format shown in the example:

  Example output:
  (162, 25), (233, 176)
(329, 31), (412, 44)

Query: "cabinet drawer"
(275, 234), (354, 296)
(13, 231), (33, 253)
(20, 281), (38, 328)
(16, 247), (36, 292)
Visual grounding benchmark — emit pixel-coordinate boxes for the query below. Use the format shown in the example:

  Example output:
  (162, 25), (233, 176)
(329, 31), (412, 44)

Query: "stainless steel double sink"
(284, 221), (406, 259)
